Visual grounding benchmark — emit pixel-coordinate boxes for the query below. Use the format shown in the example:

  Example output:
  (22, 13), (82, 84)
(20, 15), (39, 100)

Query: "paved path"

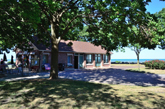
(0, 72), (50, 81)
(59, 69), (165, 87)
(0, 67), (165, 87)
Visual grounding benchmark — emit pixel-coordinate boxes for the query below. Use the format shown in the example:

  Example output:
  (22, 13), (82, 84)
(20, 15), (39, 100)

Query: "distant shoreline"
(111, 59), (165, 62)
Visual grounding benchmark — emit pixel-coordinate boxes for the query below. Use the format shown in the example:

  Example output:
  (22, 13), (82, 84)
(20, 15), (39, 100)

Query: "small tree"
(129, 43), (142, 70)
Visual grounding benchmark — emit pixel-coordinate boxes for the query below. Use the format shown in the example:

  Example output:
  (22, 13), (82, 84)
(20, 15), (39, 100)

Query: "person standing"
(1, 58), (3, 64)
(16, 57), (22, 74)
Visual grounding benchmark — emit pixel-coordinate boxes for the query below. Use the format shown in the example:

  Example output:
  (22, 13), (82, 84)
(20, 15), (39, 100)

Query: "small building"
(15, 39), (112, 70)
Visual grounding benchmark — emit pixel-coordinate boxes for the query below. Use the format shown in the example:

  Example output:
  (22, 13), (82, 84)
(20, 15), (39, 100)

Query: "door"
(79, 55), (84, 68)
(42, 55), (48, 64)
(95, 54), (101, 67)
(74, 56), (78, 69)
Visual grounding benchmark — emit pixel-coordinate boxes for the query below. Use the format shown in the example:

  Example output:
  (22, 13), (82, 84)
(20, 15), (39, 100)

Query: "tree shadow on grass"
(0, 79), (165, 108)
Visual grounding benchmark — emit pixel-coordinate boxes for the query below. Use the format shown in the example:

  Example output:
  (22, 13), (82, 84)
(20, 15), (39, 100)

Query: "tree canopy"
(0, 0), (165, 79)
(155, 8), (165, 49)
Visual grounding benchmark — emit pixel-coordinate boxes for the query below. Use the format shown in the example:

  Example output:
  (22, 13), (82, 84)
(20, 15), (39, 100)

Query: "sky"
(0, 0), (165, 60)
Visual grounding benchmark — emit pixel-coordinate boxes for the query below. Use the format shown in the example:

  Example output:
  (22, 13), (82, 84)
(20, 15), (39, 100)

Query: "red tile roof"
(32, 36), (112, 54)
(59, 40), (112, 54)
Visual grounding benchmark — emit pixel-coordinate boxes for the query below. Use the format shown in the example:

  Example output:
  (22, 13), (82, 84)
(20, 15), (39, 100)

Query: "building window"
(67, 55), (72, 64)
(95, 54), (101, 63)
(31, 56), (39, 66)
(103, 54), (109, 63)
(86, 54), (93, 64)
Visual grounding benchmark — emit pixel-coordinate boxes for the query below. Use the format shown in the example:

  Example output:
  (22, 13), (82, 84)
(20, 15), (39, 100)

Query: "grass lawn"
(126, 68), (165, 74)
(0, 79), (165, 109)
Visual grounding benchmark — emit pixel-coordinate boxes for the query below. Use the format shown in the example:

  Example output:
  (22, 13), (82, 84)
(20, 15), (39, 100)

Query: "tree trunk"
(50, 39), (59, 79)
(50, 22), (59, 79)
(137, 53), (140, 71)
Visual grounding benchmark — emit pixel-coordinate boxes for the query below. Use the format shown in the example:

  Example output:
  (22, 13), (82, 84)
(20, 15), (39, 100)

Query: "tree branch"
(61, 22), (80, 38)
(60, 0), (79, 17)
(38, 24), (51, 37)
(57, 36), (61, 43)
(2, 10), (24, 23)
(35, 0), (52, 21)
(60, 0), (64, 4)
(140, 25), (150, 37)
(63, 13), (102, 32)
(58, 0), (73, 13)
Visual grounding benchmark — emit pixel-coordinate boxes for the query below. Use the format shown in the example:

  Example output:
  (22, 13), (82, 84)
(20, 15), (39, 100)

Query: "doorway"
(74, 56), (78, 69)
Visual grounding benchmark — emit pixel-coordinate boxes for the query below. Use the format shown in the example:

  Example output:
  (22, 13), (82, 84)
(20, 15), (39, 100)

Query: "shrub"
(144, 61), (149, 67)
(115, 61), (121, 64)
(144, 60), (165, 69)
(7, 61), (11, 64)
(148, 61), (153, 68)
(159, 62), (165, 69)
(152, 60), (159, 69)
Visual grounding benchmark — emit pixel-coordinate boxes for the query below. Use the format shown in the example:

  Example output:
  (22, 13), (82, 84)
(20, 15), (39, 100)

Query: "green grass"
(0, 79), (165, 109)
(126, 68), (165, 74)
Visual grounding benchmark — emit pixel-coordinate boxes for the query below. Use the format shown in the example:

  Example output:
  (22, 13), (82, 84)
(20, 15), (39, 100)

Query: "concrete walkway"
(0, 72), (50, 81)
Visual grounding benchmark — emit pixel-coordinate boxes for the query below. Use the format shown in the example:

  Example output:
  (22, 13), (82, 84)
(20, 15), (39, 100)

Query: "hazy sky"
(0, 0), (165, 60)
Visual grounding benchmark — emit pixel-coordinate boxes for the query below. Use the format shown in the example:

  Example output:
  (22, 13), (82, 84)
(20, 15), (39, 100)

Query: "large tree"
(1, 0), (165, 79)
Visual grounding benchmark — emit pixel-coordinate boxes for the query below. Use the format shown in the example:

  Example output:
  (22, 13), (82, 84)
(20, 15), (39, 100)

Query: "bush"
(115, 61), (121, 64)
(144, 61), (149, 67)
(144, 61), (152, 68)
(144, 60), (165, 69)
(159, 62), (165, 69)
(152, 60), (159, 69)
(7, 61), (11, 64)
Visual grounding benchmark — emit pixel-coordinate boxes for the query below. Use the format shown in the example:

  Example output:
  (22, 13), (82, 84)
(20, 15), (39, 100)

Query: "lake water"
(111, 59), (165, 62)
